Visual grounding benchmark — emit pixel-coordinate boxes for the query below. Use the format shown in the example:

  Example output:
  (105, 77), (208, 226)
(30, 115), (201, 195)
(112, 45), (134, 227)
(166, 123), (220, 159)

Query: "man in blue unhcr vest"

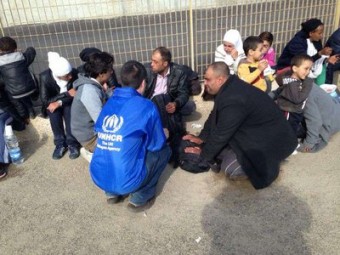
(90, 60), (171, 212)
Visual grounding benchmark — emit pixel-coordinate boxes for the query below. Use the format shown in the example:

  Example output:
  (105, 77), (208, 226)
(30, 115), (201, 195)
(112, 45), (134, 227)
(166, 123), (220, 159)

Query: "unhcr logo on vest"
(102, 114), (124, 133)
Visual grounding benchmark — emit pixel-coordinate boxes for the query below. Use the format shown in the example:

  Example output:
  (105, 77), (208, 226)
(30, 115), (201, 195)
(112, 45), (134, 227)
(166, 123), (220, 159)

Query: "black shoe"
(68, 146), (80, 159)
(0, 167), (7, 180)
(127, 197), (155, 213)
(29, 108), (36, 119)
(52, 146), (67, 160)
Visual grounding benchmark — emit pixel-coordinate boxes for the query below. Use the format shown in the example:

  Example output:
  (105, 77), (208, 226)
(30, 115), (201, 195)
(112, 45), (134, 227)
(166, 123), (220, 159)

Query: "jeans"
(130, 145), (171, 205)
(47, 105), (80, 148)
(106, 145), (171, 206)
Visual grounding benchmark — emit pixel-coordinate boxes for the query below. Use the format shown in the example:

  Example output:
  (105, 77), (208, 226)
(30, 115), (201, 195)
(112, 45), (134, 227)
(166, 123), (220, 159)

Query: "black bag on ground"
(179, 140), (210, 173)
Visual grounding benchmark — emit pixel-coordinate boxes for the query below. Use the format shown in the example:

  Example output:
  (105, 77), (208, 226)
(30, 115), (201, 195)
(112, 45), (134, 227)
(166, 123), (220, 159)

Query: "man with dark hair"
(90, 60), (171, 212)
(70, 52), (113, 160)
(183, 62), (297, 189)
(77, 47), (120, 89)
(144, 46), (194, 166)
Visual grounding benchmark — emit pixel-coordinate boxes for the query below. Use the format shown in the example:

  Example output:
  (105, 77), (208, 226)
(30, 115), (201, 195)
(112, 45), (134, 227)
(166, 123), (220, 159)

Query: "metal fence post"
(189, 0), (195, 69)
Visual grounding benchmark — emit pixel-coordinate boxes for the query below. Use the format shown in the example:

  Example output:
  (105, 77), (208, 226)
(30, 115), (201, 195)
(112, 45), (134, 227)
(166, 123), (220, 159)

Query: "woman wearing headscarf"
(277, 18), (338, 74)
(214, 29), (245, 74)
(40, 52), (80, 160)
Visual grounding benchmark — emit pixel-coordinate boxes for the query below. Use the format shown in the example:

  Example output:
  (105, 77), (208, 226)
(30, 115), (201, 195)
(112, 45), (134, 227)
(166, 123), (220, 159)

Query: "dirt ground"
(0, 93), (339, 255)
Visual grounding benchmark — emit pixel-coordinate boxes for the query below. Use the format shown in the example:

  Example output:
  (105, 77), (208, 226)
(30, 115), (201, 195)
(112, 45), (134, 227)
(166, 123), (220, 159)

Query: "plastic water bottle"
(4, 125), (24, 165)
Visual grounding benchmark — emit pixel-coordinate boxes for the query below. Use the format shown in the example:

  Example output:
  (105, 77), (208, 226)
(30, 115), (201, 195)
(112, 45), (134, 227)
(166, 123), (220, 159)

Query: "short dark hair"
(0, 36), (17, 53)
(243, 36), (263, 55)
(153, 46), (172, 63)
(207, 62), (230, 78)
(84, 52), (114, 78)
(120, 60), (147, 89)
(291, 54), (313, 68)
(259, 31), (274, 45)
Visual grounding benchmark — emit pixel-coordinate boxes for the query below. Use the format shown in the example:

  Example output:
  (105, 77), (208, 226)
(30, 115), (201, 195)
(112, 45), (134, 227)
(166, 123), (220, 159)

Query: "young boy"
(70, 52), (113, 162)
(0, 36), (37, 123)
(272, 54), (314, 137)
(40, 52), (81, 160)
(238, 36), (269, 92)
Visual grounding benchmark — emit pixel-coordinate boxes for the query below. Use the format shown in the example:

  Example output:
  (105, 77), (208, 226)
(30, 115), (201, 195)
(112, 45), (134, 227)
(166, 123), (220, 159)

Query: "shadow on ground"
(202, 184), (312, 255)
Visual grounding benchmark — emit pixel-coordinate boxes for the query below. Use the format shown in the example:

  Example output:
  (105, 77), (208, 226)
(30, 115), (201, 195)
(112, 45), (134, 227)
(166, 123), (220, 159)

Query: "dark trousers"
(151, 94), (186, 166)
(286, 111), (306, 138)
(10, 96), (34, 120)
(47, 105), (80, 148)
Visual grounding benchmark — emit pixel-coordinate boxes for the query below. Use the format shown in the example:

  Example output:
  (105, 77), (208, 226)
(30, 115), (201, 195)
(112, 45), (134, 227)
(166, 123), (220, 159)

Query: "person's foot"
(29, 108), (36, 119)
(0, 167), (7, 180)
(127, 197), (155, 213)
(226, 166), (248, 181)
(68, 146), (80, 159)
(52, 146), (67, 160)
(106, 195), (124, 204)
(80, 147), (93, 162)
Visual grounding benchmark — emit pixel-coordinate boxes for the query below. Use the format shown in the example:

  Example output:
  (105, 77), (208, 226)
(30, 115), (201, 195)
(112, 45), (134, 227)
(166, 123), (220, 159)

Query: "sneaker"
(106, 195), (124, 204)
(52, 146), (67, 160)
(68, 146), (80, 159)
(127, 197), (155, 213)
(80, 147), (93, 162)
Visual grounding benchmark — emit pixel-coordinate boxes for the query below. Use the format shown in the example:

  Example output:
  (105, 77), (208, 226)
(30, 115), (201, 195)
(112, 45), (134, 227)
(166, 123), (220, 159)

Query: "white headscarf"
(223, 29), (244, 54)
(214, 29), (245, 74)
(48, 52), (72, 93)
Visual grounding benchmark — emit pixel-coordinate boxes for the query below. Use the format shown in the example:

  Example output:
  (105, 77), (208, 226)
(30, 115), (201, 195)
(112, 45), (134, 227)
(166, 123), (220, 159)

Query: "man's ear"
(292, 65), (298, 73)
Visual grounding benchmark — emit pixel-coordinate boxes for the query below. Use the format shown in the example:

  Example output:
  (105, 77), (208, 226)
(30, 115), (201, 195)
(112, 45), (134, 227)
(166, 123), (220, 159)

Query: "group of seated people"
(0, 17), (340, 212)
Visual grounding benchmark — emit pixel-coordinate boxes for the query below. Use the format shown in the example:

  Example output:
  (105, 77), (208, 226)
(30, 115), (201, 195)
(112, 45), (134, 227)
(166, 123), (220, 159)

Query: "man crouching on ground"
(89, 60), (171, 212)
(183, 62), (297, 189)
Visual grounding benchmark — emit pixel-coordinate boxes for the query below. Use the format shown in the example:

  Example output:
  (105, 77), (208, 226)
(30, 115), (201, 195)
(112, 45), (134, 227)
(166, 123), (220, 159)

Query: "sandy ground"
(0, 93), (339, 255)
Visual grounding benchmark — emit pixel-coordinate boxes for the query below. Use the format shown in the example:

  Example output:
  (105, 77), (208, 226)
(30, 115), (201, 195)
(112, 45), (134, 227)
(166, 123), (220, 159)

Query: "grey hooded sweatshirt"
(71, 74), (107, 143)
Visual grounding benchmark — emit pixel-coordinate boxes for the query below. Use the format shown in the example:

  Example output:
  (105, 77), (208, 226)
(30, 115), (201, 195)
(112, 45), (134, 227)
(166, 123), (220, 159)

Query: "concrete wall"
(0, 0), (268, 27)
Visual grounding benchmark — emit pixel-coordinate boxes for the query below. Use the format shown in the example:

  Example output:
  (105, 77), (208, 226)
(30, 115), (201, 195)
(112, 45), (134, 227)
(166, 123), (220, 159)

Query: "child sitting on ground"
(271, 54), (314, 137)
(259, 31), (276, 68)
(237, 36), (269, 92)
(0, 36), (37, 123)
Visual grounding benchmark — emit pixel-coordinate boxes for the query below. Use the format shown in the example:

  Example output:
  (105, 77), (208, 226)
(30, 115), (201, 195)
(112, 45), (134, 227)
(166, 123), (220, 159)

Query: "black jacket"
(144, 62), (189, 108)
(199, 75), (297, 189)
(39, 68), (78, 115)
(0, 47), (37, 98)
(277, 30), (323, 70)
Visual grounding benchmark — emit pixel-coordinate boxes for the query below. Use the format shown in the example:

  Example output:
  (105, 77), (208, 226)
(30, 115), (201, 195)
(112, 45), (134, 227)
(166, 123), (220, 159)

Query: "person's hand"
(328, 54), (340, 65)
(182, 134), (203, 145)
(184, 146), (202, 155)
(68, 88), (76, 97)
(47, 102), (60, 113)
(102, 83), (109, 92)
(165, 102), (177, 113)
(230, 48), (239, 60)
(258, 59), (268, 71)
(319, 47), (332, 56)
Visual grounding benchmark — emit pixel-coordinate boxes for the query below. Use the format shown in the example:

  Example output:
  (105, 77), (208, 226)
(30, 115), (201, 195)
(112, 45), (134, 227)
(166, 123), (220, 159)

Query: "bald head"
(204, 62), (230, 95)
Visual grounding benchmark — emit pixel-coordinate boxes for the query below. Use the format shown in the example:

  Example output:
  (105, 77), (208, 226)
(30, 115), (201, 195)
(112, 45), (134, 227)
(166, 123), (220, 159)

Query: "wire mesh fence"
(0, 0), (339, 79)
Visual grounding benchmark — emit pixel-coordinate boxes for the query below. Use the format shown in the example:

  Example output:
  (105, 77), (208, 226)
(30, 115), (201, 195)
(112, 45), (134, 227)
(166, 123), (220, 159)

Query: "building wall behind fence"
(0, 0), (339, 79)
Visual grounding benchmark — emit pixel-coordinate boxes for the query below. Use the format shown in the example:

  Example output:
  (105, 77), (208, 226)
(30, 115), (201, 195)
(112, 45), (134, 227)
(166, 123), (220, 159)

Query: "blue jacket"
(325, 28), (340, 54)
(90, 87), (166, 194)
(277, 30), (323, 70)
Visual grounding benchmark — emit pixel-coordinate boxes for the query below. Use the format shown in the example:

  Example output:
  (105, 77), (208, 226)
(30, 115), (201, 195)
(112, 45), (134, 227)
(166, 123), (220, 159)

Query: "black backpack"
(178, 140), (210, 173)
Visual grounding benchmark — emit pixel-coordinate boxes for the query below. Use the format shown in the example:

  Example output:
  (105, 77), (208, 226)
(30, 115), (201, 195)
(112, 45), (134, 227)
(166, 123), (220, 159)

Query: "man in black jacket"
(40, 52), (80, 160)
(183, 62), (297, 189)
(144, 47), (194, 166)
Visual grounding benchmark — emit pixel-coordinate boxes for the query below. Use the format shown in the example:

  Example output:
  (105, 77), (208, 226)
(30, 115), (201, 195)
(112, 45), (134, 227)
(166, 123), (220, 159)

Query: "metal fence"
(0, 0), (339, 79)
